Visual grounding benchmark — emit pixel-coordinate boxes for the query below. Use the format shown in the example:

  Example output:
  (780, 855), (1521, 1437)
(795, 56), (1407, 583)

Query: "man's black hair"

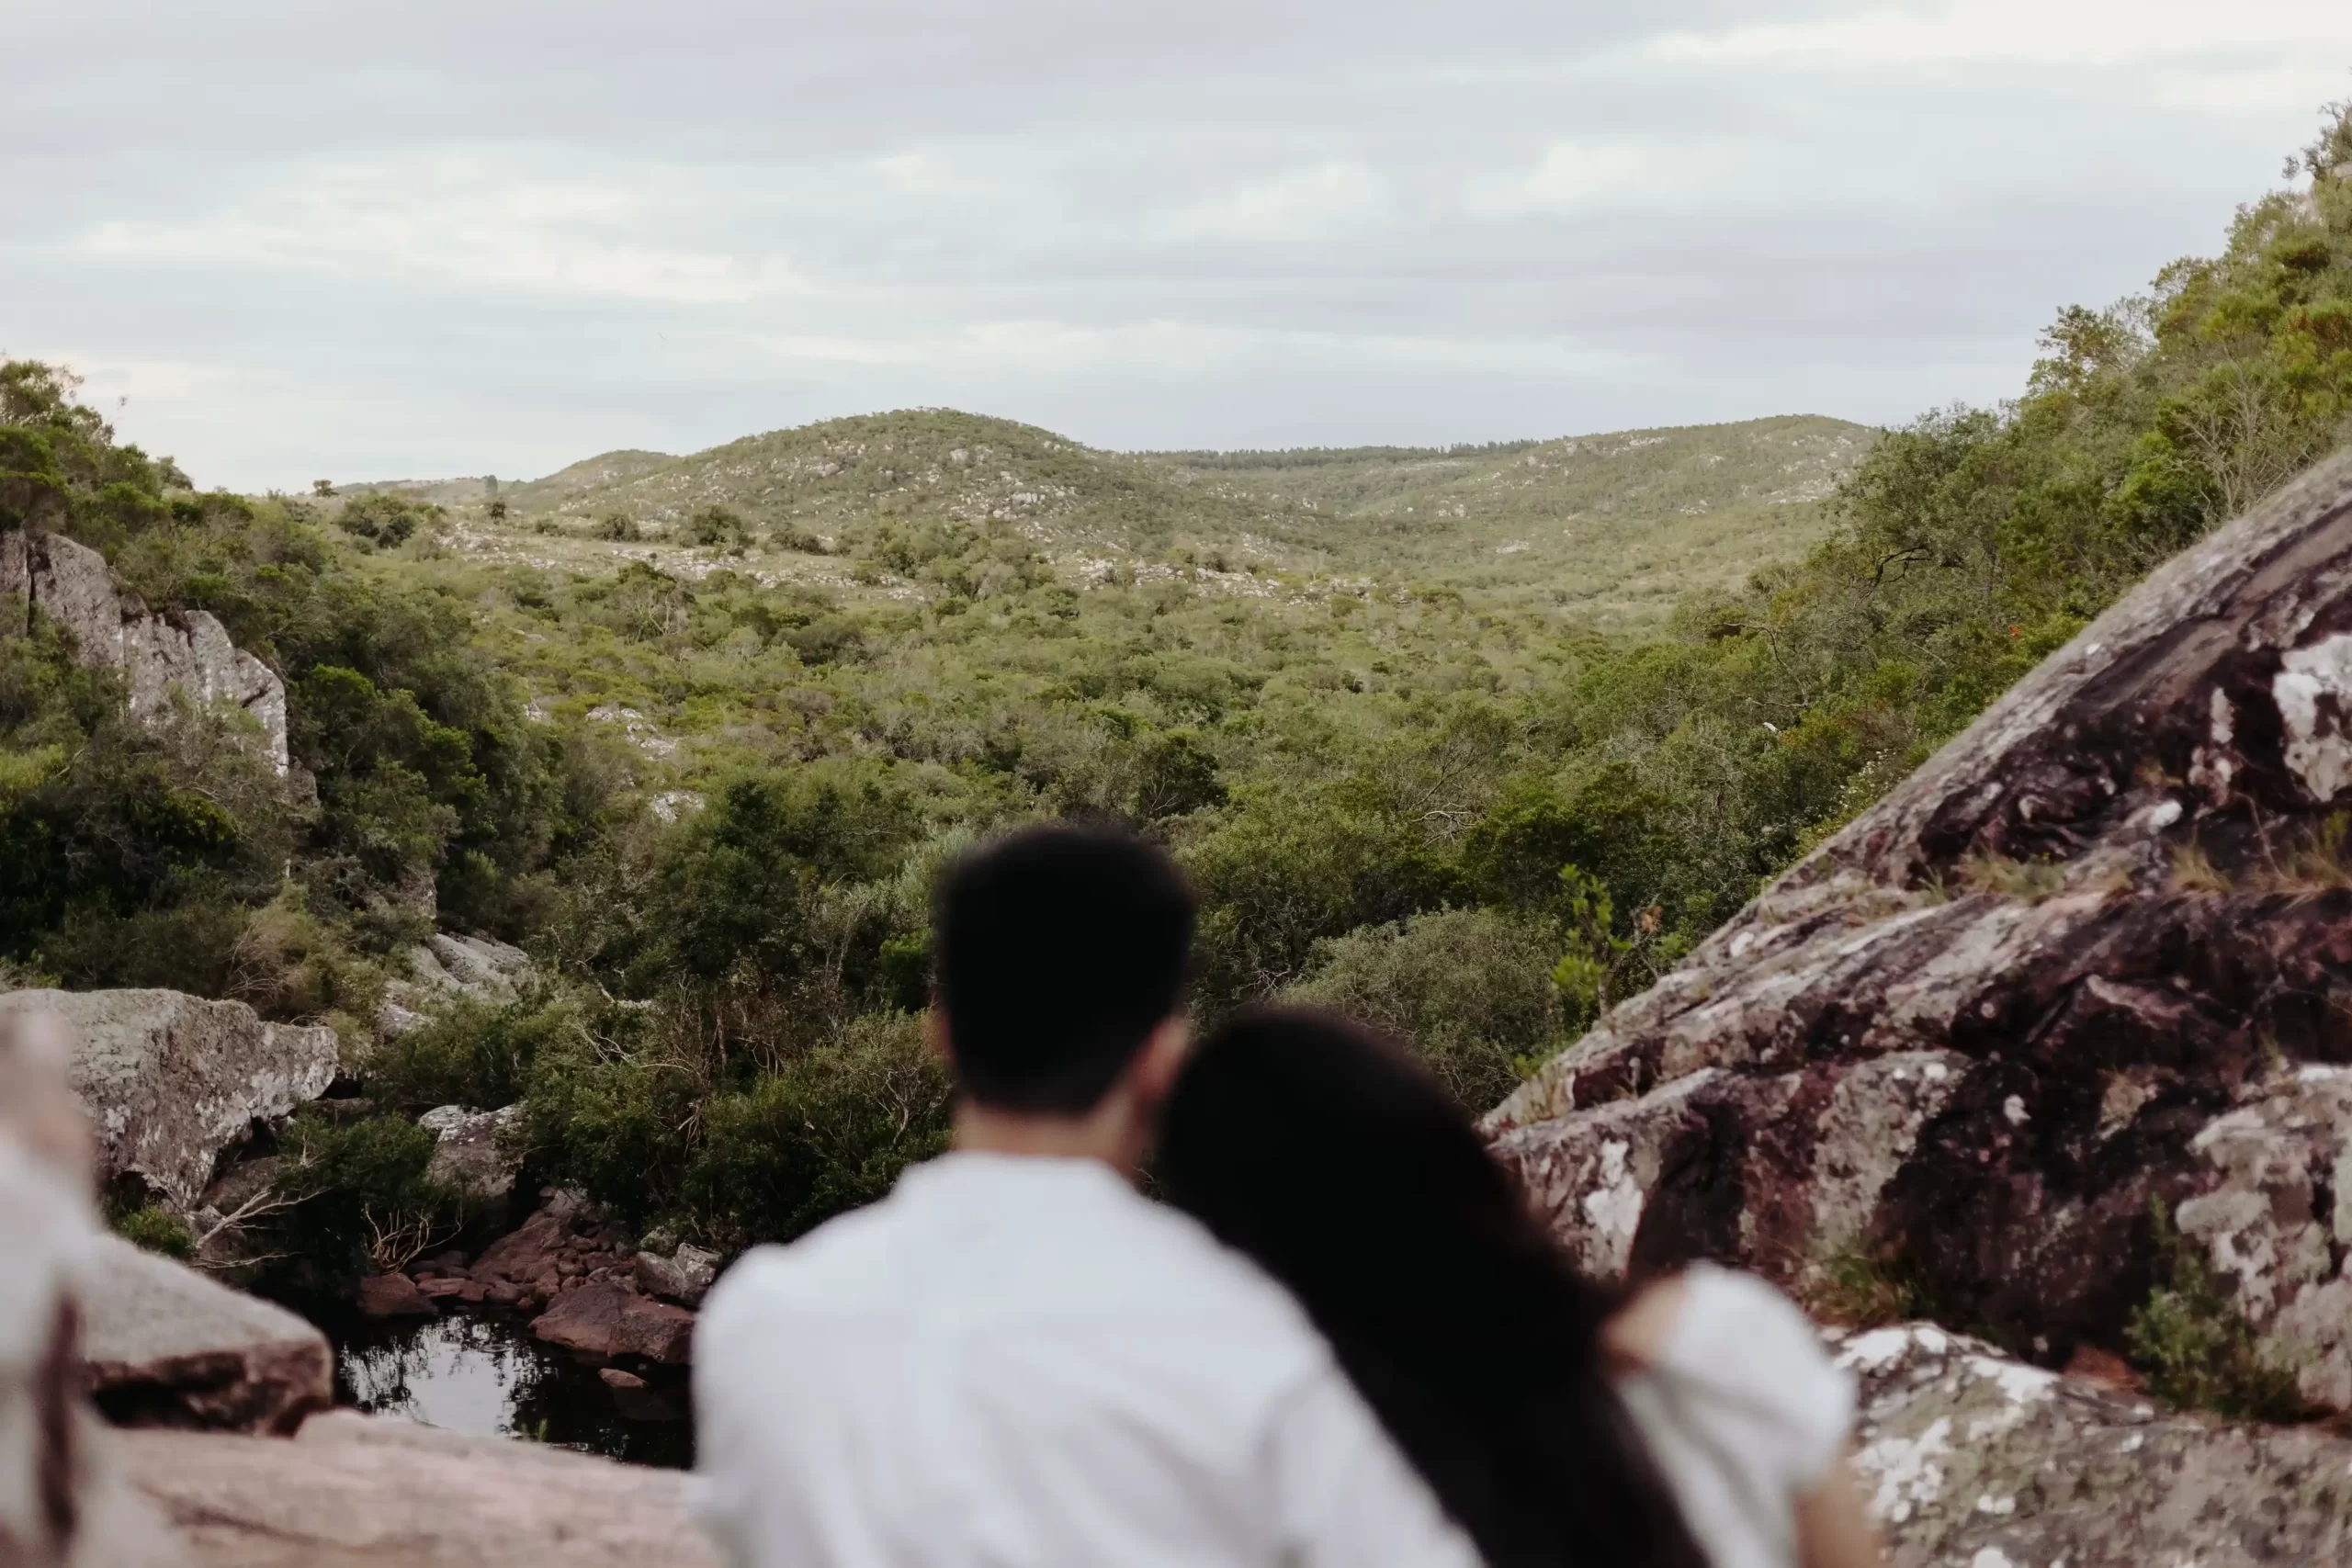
(933, 824), (1196, 1114)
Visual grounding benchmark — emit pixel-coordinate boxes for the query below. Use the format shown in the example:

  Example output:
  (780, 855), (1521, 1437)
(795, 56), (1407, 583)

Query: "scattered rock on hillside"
(1841, 1322), (2352, 1566)
(122, 1410), (719, 1568)
(1484, 451), (2352, 1407)
(81, 1232), (333, 1436)
(1, 527), (288, 773)
(0, 988), (338, 1209)
(379, 933), (539, 1040)
(529, 1280), (694, 1365)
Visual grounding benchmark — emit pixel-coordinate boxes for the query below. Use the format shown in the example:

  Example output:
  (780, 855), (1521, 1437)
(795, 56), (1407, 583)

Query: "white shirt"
(690, 1151), (1482, 1568)
(1614, 1265), (1858, 1568)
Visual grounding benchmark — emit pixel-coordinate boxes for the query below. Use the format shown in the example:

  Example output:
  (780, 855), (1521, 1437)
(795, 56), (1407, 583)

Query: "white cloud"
(80, 151), (804, 306)
(1647, 1), (2352, 68)
(1148, 162), (1392, 243)
(6, 0), (2346, 488)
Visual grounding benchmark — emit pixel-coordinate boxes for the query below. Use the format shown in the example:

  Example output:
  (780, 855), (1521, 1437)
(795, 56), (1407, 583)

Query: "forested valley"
(6, 101), (2349, 1296)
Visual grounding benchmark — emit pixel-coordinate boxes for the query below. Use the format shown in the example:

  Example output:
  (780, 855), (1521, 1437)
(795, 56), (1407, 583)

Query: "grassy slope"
(368, 411), (1876, 631)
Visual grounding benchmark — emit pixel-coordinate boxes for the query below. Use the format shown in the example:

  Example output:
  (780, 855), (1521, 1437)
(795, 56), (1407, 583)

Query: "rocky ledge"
(1485, 451), (2352, 1413)
(123, 1412), (719, 1568)
(1845, 1322), (2352, 1566)
(82, 1232), (334, 1435)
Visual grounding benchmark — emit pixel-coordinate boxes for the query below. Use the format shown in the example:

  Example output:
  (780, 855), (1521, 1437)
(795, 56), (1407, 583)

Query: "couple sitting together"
(692, 826), (1883, 1568)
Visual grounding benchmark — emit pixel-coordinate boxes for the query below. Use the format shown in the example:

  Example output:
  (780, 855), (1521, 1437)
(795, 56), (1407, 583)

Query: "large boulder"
(1485, 450), (2352, 1403)
(1842, 1323), (2352, 1565)
(529, 1280), (695, 1365)
(418, 1103), (522, 1200)
(0, 989), (338, 1209)
(80, 1233), (333, 1435)
(121, 1411), (719, 1568)
(0, 527), (288, 773)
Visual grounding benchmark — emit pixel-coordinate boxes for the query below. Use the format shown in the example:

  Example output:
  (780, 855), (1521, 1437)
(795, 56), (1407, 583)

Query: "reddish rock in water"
(595, 1368), (646, 1392)
(1485, 452), (2352, 1409)
(529, 1280), (693, 1365)
(356, 1272), (437, 1320)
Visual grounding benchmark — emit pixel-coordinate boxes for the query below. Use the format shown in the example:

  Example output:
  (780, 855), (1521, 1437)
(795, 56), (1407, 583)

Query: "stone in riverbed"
(80, 1232), (332, 1436)
(356, 1272), (436, 1319)
(0, 988), (337, 1210)
(529, 1280), (694, 1365)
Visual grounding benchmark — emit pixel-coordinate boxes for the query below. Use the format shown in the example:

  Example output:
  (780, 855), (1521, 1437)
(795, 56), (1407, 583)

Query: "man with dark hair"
(692, 825), (1478, 1568)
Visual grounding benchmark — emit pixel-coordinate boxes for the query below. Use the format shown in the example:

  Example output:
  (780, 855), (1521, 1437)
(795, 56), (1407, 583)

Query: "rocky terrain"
(1, 526), (289, 773)
(1487, 449), (2352, 1418)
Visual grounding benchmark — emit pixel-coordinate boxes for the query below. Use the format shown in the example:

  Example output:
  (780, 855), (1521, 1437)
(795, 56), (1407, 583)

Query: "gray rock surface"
(0, 989), (338, 1209)
(633, 1243), (721, 1307)
(80, 1232), (333, 1435)
(1842, 1322), (2352, 1566)
(121, 1411), (719, 1568)
(1483, 451), (2352, 1404)
(418, 1104), (522, 1199)
(0, 527), (288, 773)
(379, 932), (540, 1041)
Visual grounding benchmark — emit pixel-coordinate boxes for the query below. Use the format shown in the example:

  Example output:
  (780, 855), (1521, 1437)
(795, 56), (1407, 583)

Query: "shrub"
(2125, 1199), (2308, 1420)
(594, 513), (639, 542)
(1284, 906), (1565, 1111)
(110, 1200), (196, 1260)
(368, 993), (578, 1113)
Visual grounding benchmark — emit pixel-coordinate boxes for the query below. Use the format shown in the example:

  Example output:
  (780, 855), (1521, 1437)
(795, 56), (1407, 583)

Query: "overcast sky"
(7, 2), (2349, 491)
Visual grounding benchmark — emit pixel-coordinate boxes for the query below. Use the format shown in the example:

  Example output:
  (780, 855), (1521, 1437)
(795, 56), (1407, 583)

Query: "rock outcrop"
(418, 1103), (522, 1200)
(0, 988), (338, 1210)
(81, 1233), (334, 1435)
(120, 1412), (719, 1568)
(1842, 1323), (2352, 1566)
(0, 527), (289, 773)
(1485, 451), (2352, 1404)
(378, 932), (539, 1040)
(634, 1243), (721, 1308)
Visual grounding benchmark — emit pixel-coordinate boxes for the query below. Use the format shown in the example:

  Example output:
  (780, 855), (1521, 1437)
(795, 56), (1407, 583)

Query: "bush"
(109, 1200), (196, 1260)
(2125, 1199), (2308, 1420)
(594, 513), (639, 542)
(368, 993), (577, 1113)
(251, 1111), (461, 1293)
(686, 505), (747, 547)
(335, 493), (436, 548)
(684, 1011), (952, 1245)
(1284, 906), (1565, 1110)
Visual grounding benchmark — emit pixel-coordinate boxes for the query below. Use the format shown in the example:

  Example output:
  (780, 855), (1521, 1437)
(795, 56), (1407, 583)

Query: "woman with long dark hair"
(1156, 1007), (1883, 1568)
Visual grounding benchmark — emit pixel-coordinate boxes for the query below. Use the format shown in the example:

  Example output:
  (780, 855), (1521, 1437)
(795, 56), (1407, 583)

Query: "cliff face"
(0, 528), (288, 774)
(1486, 449), (2352, 1409)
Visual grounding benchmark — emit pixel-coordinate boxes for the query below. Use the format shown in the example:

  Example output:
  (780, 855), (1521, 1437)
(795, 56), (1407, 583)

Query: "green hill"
(385, 411), (1876, 629)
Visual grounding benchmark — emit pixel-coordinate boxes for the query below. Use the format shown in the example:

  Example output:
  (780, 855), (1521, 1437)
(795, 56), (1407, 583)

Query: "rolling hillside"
(365, 411), (1877, 629)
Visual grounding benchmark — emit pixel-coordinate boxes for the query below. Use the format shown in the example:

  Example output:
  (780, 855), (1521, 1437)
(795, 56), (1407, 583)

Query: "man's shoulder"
(697, 1195), (908, 1340)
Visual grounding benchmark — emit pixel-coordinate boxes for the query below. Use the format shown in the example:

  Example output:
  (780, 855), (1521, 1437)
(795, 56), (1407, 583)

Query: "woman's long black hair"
(1157, 1007), (1709, 1568)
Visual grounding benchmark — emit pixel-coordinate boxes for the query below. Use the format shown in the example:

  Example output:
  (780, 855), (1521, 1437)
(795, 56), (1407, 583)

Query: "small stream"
(329, 1310), (695, 1469)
